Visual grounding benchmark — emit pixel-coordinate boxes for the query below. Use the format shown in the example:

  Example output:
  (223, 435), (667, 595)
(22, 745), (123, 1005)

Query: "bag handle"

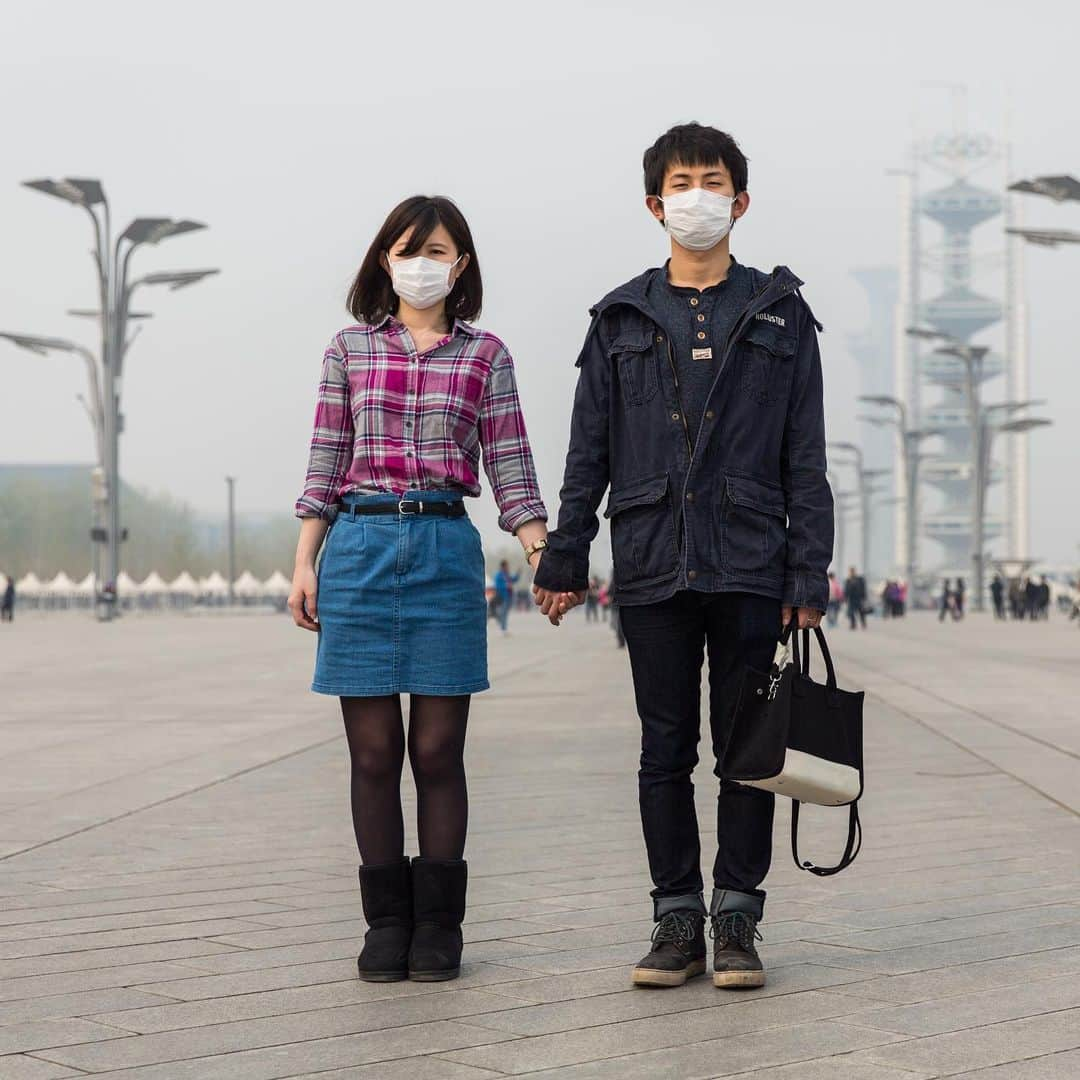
(791, 800), (861, 876)
(791, 624), (838, 690)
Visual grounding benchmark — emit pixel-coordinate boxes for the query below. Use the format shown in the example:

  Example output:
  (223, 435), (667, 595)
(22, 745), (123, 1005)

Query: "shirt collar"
(374, 313), (478, 339)
(662, 255), (743, 295)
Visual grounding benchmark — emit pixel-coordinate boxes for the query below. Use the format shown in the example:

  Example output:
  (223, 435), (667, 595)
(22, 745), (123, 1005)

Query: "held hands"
(782, 605), (823, 630)
(528, 551), (585, 626)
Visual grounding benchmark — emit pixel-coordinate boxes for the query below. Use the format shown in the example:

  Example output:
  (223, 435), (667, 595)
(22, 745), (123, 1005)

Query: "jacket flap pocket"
(604, 473), (670, 518)
(726, 476), (786, 519)
(609, 328), (654, 355)
(741, 321), (796, 358)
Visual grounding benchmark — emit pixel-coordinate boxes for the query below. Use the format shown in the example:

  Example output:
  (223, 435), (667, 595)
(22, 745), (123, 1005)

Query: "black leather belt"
(340, 498), (467, 518)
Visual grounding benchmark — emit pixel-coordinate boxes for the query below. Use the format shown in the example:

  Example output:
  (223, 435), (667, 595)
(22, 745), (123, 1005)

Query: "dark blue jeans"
(619, 590), (780, 918)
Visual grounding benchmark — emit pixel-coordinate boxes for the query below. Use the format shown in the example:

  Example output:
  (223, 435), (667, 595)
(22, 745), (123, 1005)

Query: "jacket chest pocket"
(610, 330), (659, 407)
(604, 473), (678, 586)
(737, 322), (796, 407)
(721, 476), (787, 575)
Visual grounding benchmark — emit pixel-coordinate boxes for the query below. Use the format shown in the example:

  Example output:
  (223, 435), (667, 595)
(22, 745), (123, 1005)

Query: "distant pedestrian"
(493, 560), (520, 634)
(827, 570), (843, 627)
(844, 566), (867, 629)
(1, 574), (14, 622)
(953, 578), (965, 619)
(1037, 576), (1051, 620)
(1009, 578), (1023, 619)
(990, 574), (1005, 620)
(938, 578), (952, 623)
(585, 577), (601, 622)
(1023, 577), (1039, 620)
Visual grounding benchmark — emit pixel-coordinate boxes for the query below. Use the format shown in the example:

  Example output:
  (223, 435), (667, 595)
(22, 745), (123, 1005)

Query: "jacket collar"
(591, 263), (804, 319)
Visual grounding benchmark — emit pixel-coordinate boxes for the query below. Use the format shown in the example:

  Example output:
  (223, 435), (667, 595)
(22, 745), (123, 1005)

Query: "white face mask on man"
(387, 254), (463, 310)
(659, 188), (734, 251)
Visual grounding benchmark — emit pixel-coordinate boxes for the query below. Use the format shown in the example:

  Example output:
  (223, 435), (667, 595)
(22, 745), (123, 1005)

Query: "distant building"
(894, 127), (1030, 580)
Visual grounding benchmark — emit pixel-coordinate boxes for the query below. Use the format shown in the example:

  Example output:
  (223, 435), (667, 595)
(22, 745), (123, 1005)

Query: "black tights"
(341, 693), (470, 864)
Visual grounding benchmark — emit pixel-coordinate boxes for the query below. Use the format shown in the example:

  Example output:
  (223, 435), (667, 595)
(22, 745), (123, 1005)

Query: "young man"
(532, 123), (833, 990)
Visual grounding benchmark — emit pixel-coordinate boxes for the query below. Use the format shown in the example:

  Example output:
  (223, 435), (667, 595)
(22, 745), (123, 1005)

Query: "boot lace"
(710, 911), (763, 954)
(651, 911), (700, 953)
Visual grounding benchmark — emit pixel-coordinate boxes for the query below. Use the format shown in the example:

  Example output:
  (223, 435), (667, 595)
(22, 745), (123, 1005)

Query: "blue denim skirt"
(312, 491), (489, 697)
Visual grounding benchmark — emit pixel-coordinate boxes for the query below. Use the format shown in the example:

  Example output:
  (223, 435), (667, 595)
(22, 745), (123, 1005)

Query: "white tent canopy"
(16, 572), (44, 596)
(74, 572), (96, 596)
(138, 571), (170, 594)
(233, 570), (263, 597)
(263, 570), (291, 596)
(200, 571), (229, 595)
(46, 571), (77, 594)
(168, 571), (199, 594)
(116, 570), (138, 594)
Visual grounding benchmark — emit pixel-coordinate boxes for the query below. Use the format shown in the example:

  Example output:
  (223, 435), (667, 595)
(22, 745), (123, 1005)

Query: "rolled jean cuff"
(653, 892), (707, 920)
(710, 888), (764, 919)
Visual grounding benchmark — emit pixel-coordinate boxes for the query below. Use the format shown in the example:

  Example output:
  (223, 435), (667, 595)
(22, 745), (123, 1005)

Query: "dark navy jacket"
(532, 264), (834, 612)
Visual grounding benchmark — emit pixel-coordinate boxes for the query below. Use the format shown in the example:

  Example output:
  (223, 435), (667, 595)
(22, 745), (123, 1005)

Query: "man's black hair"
(643, 122), (749, 196)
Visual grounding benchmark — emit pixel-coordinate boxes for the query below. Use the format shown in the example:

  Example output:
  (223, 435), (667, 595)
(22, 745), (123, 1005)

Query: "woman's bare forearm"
(295, 516), (330, 569)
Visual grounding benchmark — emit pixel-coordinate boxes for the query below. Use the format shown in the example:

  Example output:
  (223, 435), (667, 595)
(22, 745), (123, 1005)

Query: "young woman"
(289, 196), (551, 982)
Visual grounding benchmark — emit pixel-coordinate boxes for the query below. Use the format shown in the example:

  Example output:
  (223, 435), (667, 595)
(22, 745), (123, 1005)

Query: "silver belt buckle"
(398, 499), (422, 515)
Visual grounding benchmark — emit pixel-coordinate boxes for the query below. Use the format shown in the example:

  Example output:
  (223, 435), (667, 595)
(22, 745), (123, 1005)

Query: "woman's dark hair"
(643, 122), (749, 197)
(347, 195), (482, 324)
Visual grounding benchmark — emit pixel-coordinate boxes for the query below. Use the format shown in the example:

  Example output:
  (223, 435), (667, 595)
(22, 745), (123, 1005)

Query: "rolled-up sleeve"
(478, 346), (548, 533)
(295, 335), (354, 520)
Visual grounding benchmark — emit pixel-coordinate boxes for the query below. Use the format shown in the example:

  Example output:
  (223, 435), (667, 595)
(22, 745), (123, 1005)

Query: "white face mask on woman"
(659, 188), (734, 251)
(387, 254), (463, 310)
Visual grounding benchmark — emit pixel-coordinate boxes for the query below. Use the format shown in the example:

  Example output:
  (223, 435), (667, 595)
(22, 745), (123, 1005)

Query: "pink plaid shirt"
(295, 317), (547, 533)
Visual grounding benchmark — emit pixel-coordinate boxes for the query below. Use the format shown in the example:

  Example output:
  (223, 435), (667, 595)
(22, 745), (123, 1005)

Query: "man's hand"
(782, 605), (823, 630)
(532, 584), (587, 626)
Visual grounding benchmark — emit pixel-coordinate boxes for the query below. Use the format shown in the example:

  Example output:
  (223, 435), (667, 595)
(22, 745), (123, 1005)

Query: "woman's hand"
(289, 564), (320, 631)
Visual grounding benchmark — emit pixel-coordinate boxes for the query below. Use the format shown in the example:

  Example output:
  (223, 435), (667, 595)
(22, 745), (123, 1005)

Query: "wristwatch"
(523, 538), (549, 563)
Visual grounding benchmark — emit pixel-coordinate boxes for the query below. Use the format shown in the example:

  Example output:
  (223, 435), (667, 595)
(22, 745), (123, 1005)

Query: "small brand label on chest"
(691, 347), (714, 361)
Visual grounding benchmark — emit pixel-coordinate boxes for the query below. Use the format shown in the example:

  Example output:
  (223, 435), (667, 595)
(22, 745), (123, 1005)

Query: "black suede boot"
(408, 857), (467, 981)
(356, 859), (412, 982)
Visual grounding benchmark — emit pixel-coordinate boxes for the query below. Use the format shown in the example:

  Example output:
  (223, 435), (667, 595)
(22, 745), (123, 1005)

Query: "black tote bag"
(722, 619), (865, 876)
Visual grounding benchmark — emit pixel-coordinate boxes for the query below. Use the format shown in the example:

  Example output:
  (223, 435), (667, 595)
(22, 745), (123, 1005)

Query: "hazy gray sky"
(3, 0), (1078, 569)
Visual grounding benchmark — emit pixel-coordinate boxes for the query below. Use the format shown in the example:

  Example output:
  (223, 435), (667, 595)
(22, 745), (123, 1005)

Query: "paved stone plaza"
(1, 607), (1078, 1078)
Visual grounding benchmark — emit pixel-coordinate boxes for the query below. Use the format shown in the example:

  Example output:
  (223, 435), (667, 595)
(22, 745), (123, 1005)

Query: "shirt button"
(672, 412), (680, 421)
(697, 331), (707, 341)
(688, 569), (698, 581)
(689, 297), (699, 307)
(706, 409), (715, 419)
(697, 314), (706, 322)
(686, 491), (695, 503)
(656, 334), (664, 343)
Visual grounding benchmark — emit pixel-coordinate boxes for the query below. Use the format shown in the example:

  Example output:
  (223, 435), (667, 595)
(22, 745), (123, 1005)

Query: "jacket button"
(656, 334), (664, 343)
(688, 570), (698, 581)
(706, 410), (714, 419)
(686, 492), (695, 502)
(672, 412), (680, 421)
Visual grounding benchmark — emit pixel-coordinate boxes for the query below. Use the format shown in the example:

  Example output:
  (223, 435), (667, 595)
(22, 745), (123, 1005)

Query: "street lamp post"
(826, 472), (857, 577)
(858, 394), (943, 587)
(907, 325), (1051, 612)
(18, 178), (218, 619)
(0, 332), (106, 592)
(225, 476), (237, 606)
(827, 442), (887, 580)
